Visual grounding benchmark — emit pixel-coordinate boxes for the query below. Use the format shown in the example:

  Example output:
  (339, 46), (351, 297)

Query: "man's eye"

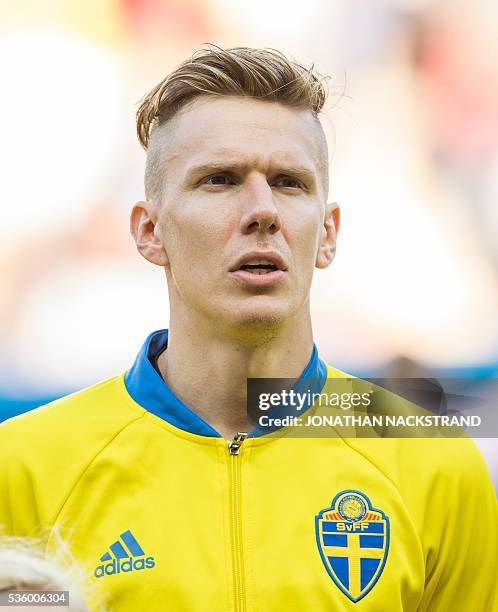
(205, 175), (233, 186)
(275, 177), (301, 189)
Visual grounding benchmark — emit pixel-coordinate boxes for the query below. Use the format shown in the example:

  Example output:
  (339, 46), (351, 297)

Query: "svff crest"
(315, 490), (390, 603)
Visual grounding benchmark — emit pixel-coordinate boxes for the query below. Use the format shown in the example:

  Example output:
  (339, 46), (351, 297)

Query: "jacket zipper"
(227, 432), (248, 612)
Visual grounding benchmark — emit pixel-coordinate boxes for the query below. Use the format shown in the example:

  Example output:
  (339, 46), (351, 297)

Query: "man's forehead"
(156, 97), (327, 165)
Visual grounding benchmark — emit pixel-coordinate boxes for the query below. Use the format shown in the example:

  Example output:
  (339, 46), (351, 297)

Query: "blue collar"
(124, 329), (327, 438)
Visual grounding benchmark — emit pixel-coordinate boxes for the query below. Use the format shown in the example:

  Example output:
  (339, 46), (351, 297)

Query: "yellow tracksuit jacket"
(0, 330), (496, 611)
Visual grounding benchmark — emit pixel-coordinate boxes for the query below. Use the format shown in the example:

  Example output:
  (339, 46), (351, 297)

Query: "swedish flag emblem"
(315, 490), (390, 602)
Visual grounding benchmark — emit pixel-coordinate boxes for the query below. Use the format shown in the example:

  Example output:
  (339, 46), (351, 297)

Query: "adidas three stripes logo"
(94, 530), (156, 578)
(100, 530), (145, 562)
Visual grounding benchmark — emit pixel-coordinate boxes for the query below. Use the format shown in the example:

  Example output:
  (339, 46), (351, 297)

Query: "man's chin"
(217, 299), (295, 340)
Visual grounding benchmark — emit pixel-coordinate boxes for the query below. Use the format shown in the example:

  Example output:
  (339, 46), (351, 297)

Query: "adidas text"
(94, 556), (156, 578)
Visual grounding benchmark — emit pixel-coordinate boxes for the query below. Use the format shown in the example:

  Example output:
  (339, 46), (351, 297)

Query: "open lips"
(230, 252), (287, 274)
(229, 252), (288, 286)
(239, 261), (279, 275)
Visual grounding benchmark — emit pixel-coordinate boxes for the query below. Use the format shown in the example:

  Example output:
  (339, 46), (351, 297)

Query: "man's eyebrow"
(185, 161), (318, 182)
(186, 161), (245, 177)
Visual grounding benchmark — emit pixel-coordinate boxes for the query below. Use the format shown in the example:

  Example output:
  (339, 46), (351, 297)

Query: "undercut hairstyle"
(136, 46), (329, 204)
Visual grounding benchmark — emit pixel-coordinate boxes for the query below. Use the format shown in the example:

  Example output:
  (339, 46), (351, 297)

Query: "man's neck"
(156, 313), (314, 439)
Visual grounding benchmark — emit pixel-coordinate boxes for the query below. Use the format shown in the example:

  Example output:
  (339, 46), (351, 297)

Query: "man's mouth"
(239, 262), (279, 275)
(229, 252), (287, 287)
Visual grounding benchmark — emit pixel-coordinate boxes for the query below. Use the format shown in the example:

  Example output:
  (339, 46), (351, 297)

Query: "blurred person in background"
(0, 46), (496, 611)
(0, 535), (92, 611)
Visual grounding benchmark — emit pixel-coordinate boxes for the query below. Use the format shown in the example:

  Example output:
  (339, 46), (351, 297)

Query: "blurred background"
(0, 0), (497, 480)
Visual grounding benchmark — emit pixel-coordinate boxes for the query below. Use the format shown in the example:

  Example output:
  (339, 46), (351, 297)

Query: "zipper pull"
(228, 432), (248, 455)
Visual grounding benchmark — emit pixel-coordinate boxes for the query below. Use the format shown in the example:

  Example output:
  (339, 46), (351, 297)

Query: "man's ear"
(130, 201), (169, 267)
(316, 202), (340, 269)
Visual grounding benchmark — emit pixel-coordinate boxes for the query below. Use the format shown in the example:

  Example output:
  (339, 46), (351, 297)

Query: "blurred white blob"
(314, 64), (498, 368)
(6, 259), (168, 393)
(0, 28), (126, 243)
(481, 151), (498, 263)
(327, 154), (498, 366)
(216, 0), (325, 39)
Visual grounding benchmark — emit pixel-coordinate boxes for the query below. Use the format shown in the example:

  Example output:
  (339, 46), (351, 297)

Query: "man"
(0, 47), (496, 611)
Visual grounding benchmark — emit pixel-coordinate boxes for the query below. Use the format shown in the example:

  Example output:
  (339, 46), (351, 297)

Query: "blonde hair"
(137, 45), (327, 150)
(136, 45), (329, 203)
(0, 535), (96, 611)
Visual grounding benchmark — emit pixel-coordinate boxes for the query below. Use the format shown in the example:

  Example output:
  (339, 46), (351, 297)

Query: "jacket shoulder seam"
(48, 412), (147, 529)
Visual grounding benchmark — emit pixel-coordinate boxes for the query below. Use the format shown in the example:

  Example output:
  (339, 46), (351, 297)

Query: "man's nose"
(239, 175), (281, 235)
